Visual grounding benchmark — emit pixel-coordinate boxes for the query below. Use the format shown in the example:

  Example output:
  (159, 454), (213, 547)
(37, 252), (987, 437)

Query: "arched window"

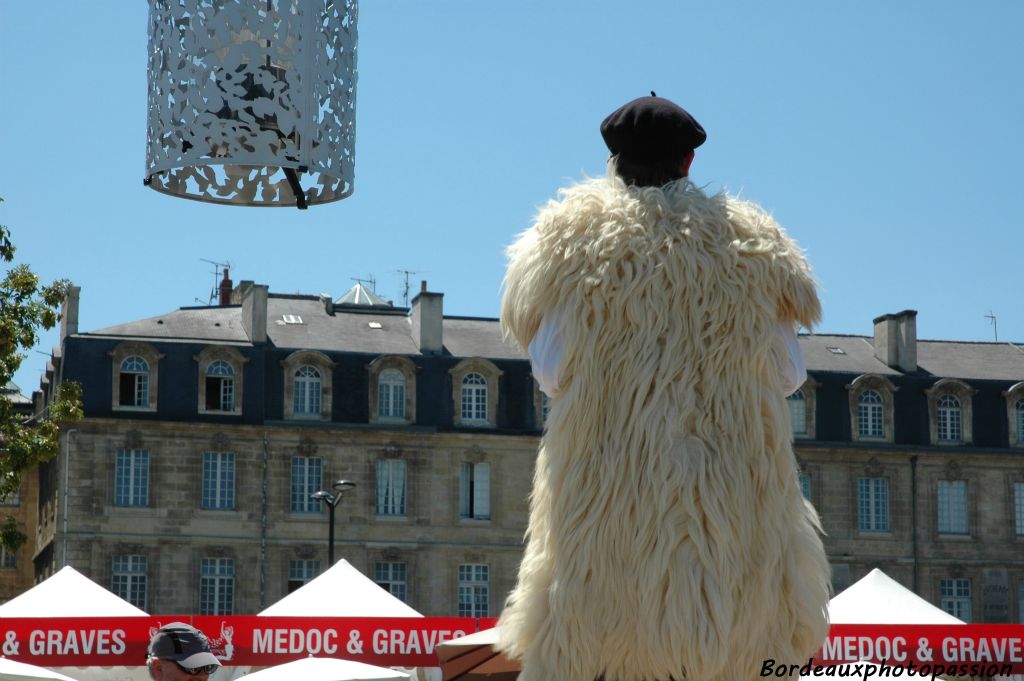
(858, 390), (883, 438)
(378, 369), (406, 419)
(119, 356), (150, 407)
(293, 366), (321, 417)
(461, 373), (488, 422)
(787, 389), (807, 436)
(206, 360), (235, 412)
(937, 395), (962, 442)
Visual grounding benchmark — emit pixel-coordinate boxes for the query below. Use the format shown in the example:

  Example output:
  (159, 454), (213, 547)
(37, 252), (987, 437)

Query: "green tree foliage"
(1, 198), (82, 552)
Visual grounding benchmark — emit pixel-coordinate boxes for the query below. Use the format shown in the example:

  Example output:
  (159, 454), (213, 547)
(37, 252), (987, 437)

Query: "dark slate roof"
(800, 335), (899, 376)
(81, 294), (527, 360)
(801, 334), (1024, 382)
(267, 296), (418, 354)
(443, 317), (523, 360)
(89, 306), (249, 343)
(916, 340), (1024, 381)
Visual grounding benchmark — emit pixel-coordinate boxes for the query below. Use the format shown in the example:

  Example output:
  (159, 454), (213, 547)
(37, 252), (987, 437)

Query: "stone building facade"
(0, 384), (38, 602)
(791, 311), (1024, 623)
(24, 281), (1024, 621)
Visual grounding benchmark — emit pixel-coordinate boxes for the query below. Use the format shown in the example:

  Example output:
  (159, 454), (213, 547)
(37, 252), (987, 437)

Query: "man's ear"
(680, 150), (695, 177)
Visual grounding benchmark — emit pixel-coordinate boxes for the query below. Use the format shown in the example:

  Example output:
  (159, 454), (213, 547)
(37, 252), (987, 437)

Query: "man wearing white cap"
(147, 623), (221, 681)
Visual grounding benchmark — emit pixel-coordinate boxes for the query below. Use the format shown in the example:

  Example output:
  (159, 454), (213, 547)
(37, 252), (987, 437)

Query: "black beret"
(600, 94), (706, 163)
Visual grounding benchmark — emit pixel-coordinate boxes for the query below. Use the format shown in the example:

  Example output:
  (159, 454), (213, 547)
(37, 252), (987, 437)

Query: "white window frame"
(378, 369), (406, 420)
(111, 555), (147, 610)
(374, 561), (408, 602)
(461, 373), (488, 423)
(857, 477), (889, 532)
(940, 578), (972, 622)
(937, 395), (962, 442)
(114, 449), (149, 507)
(858, 390), (884, 438)
(206, 360), (236, 412)
(937, 480), (968, 535)
(376, 459), (407, 517)
(459, 462), (491, 520)
(201, 452), (236, 510)
(291, 457), (323, 513)
(119, 356), (150, 408)
(458, 563), (489, 617)
(293, 365), (322, 417)
(287, 559), (321, 593)
(199, 558), (234, 615)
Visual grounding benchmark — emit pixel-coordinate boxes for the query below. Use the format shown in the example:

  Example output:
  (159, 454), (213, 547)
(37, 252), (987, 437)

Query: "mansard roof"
(800, 334), (1024, 381)
(78, 294), (1024, 380)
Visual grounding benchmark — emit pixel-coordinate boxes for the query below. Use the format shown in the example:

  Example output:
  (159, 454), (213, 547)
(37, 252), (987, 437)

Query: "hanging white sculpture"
(145, 0), (358, 209)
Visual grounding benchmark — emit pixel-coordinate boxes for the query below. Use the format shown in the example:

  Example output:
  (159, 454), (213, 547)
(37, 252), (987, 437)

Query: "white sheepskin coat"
(497, 174), (830, 681)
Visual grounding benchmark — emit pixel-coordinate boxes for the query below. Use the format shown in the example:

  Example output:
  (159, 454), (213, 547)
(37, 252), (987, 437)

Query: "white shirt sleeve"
(527, 312), (566, 397)
(777, 319), (807, 396)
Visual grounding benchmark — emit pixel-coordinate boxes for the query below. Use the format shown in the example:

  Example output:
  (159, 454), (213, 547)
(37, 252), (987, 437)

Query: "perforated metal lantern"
(145, 0), (358, 208)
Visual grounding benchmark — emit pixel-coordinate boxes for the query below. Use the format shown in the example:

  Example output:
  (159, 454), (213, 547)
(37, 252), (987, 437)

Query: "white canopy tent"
(829, 568), (963, 624)
(0, 658), (81, 681)
(240, 657), (410, 681)
(0, 566), (147, 617)
(259, 559), (431, 681)
(0, 566), (149, 681)
(259, 559), (423, 618)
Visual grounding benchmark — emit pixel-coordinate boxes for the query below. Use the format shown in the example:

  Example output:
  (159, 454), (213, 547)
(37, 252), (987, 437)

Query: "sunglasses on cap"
(171, 660), (219, 676)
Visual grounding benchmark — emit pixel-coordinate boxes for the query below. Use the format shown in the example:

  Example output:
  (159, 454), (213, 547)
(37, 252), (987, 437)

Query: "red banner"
(815, 625), (1024, 675)
(0, 619), (1023, 672)
(0, 617), (478, 667)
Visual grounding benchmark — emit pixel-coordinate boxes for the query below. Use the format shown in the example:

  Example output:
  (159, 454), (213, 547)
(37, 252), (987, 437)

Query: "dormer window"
(925, 379), (975, 446)
(449, 359), (502, 428)
(281, 350), (333, 421)
(847, 375), (896, 443)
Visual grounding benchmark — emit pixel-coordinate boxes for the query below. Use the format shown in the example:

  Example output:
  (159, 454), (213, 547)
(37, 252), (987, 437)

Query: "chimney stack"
(873, 310), (917, 372)
(241, 283), (269, 344)
(219, 268), (233, 306)
(60, 286), (80, 341)
(411, 281), (444, 355)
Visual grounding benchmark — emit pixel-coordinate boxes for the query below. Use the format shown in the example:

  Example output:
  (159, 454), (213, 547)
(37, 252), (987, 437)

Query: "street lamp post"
(311, 480), (356, 566)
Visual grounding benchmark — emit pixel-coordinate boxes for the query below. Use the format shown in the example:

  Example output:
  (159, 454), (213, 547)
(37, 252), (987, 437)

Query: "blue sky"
(2, 2), (1022, 394)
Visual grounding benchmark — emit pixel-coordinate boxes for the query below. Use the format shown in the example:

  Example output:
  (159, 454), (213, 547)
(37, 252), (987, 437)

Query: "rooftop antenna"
(985, 311), (998, 342)
(351, 275), (376, 292)
(200, 258), (231, 305)
(397, 269), (418, 306)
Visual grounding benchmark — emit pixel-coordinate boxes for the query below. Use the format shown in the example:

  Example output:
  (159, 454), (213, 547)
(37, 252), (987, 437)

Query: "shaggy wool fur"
(497, 172), (830, 681)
